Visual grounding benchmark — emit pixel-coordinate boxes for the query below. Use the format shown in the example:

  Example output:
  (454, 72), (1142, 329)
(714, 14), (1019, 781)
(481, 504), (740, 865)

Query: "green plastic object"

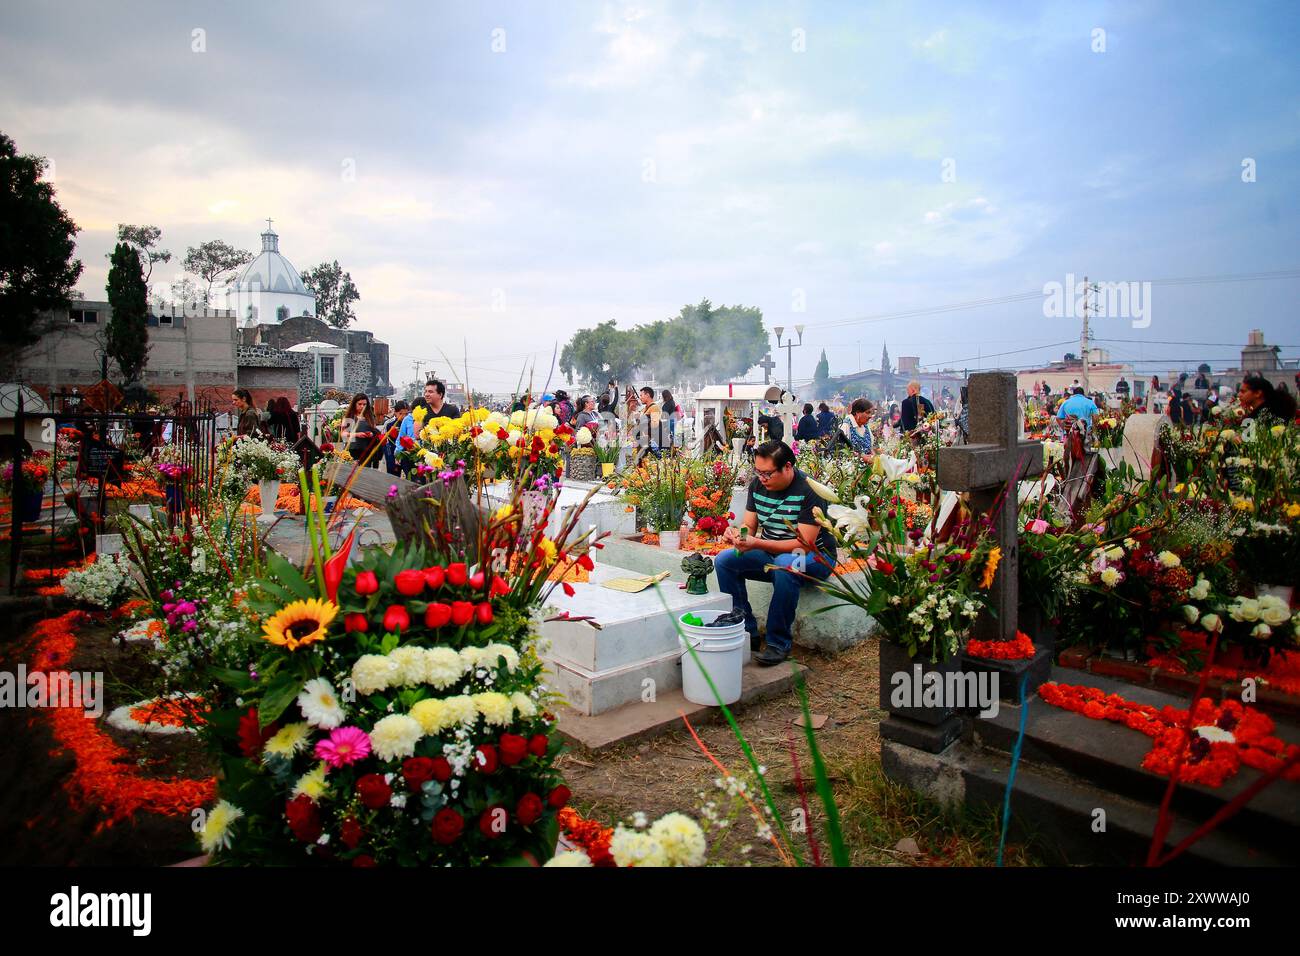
(681, 613), (704, 627)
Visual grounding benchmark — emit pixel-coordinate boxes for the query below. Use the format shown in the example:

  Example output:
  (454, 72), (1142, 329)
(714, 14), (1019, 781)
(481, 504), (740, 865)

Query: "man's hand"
(721, 526), (740, 545)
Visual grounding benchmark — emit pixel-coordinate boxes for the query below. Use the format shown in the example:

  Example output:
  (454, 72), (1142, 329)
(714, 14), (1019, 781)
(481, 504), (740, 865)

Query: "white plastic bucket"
(678, 609), (747, 706)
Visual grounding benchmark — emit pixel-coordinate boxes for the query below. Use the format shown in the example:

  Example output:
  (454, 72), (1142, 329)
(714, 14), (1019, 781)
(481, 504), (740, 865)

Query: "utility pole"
(773, 324), (805, 394)
(1080, 275), (1092, 393)
(412, 360), (425, 394)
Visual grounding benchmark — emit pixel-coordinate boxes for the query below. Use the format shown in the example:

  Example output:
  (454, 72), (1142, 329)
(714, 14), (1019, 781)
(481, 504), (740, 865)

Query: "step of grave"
(882, 738), (1291, 866)
(596, 536), (877, 654)
(482, 481), (637, 539)
(972, 667), (1300, 857)
(541, 563), (731, 673)
(556, 659), (808, 751)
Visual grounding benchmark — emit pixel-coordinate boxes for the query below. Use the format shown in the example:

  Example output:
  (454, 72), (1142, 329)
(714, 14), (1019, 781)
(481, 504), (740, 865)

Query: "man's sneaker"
(749, 631), (761, 652)
(754, 647), (789, 667)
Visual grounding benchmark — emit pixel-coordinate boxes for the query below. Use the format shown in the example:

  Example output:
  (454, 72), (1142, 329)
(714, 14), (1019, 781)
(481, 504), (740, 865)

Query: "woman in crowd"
(341, 393), (381, 468)
(839, 398), (875, 462)
(661, 389), (681, 448)
(796, 403), (819, 441)
(574, 394), (601, 433)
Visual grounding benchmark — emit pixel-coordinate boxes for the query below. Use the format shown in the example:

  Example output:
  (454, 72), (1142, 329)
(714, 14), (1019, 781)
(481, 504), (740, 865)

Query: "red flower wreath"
(966, 631), (1035, 661)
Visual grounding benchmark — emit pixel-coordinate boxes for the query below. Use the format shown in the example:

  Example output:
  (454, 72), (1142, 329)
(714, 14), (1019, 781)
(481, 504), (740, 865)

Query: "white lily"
(826, 495), (873, 539)
(877, 453), (915, 482)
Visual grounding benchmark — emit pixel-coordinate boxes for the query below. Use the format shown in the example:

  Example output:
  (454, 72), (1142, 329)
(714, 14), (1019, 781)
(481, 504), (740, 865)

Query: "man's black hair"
(753, 439), (795, 470)
(426, 379), (446, 397)
(818, 402), (829, 412)
(640, 386), (654, 398)
(1073, 386), (1085, 395)
(802, 403), (814, 415)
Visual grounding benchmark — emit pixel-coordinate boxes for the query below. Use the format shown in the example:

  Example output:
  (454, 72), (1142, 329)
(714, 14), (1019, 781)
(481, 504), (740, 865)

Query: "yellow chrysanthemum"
(410, 698), (448, 734)
(292, 762), (330, 802)
(979, 547), (1002, 589)
(199, 800), (243, 853)
(264, 722), (311, 758)
(412, 405), (428, 424)
(536, 538), (558, 566)
(472, 691), (514, 726)
(262, 599), (338, 651)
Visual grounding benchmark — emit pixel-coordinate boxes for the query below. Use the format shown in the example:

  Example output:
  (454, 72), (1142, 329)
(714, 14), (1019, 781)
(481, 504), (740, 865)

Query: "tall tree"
(812, 349), (830, 398)
(183, 239), (253, 304)
(301, 260), (360, 328)
(0, 132), (82, 372)
(105, 242), (150, 384)
(116, 223), (170, 285)
(169, 275), (200, 307)
(559, 319), (641, 387)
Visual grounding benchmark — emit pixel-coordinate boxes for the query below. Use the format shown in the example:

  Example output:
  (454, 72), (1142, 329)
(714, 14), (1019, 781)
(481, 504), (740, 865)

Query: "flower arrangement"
(685, 459), (739, 538)
(62, 554), (132, 608)
(399, 406), (577, 488)
(1, 457), (50, 496)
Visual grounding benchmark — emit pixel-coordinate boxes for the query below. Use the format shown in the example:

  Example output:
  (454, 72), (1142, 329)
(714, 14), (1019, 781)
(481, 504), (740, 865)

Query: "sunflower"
(262, 599), (339, 651)
(979, 547), (1002, 589)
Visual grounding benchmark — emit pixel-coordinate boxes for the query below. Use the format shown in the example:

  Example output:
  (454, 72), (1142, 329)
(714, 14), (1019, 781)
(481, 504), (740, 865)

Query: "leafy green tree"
(183, 239), (253, 304)
(560, 319), (642, 387)
(301, 260), (360, 328)
(105, 242), (150, 384)
(116, 223), (171, 285)
(0, 132), (82, 371)
(812, 349), (831, 398)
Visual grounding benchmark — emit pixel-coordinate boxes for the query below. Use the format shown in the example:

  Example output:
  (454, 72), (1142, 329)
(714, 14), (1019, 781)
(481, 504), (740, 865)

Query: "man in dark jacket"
(815, 402), (836, 437)
(899, 380), (934, 432)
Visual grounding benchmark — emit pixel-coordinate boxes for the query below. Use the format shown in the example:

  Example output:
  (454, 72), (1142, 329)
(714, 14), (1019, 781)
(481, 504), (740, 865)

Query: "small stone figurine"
(681, 551), (714, 595)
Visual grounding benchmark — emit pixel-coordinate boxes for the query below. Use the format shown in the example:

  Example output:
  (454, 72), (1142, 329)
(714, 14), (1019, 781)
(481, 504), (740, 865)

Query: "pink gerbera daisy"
(315, 726), (372, 768)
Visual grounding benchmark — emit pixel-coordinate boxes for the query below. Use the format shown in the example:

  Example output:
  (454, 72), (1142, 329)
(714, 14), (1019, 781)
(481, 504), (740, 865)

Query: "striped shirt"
(745, 471), (836, 556)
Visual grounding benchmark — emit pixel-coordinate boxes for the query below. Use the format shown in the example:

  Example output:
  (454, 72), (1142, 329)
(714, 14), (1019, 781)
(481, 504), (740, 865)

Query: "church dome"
(235, 224), (311, 295)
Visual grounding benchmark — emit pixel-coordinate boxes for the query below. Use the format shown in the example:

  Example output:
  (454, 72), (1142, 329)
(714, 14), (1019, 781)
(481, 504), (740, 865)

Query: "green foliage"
(116, 223), (171, 283)
(560, 299), (769, 388)
(811, 349), (831, 398)
(106, 241), (150, 384)
(301, 259), (360, 328)
(0, 131), (83, 363)
(183, 239), (253, 303)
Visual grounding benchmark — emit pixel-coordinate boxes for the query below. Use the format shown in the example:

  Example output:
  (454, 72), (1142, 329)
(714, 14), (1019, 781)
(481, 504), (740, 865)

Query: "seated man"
(715, 440), (836, 666)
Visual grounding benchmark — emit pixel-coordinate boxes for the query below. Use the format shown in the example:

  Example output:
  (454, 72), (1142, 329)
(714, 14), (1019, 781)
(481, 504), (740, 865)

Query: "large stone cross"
(937, 371), (1043, 645)
(758, 353), (776, 385)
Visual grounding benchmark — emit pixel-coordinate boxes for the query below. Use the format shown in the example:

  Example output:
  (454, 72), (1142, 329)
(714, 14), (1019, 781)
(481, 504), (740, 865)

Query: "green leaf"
(263, 550), (316, 601)
(211, 666), (256, 693)
(258, 673), (305, 728)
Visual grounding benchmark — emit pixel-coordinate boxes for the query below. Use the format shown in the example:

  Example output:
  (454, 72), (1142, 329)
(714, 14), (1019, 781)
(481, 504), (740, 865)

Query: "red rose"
(237, 707), (274, 759)
(450, 601), (475, 627)
(354, 570), (380, 596)
(877, 560), (895, 576)
(496, 428), (509, 440)
(469, 570), (486, 591)
(547, 785), (572, 809)
(479, 804), (508, 839)
(352, 854), (377, 867)
(286, 794), (322, 843)
(499, 733), (528, 766)
(447, 563), (469, 587)
(424, 602), (452, 628)
(475, 602), (494, 625)
(424, 566), (446, 590)
(516, 792), (544, 827)
(403, 756), (436, 792)
(400, 436), (414, 450)
(429, 756), (453, 782)
(344, 612), (369, 633)
(394, 569), (425, 597)
(431, 808), (464, 845)
(383, 604), (411, 634)
(340, 816), (363, 849)
(356, 773), (392, 810)
(321, 442), (335, 453)
(528, 733), (549, 758)
(475, 744), (499, 774)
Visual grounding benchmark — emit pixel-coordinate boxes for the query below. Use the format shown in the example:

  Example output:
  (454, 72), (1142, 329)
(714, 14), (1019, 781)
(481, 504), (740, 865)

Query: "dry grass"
(557, 638), (1043, 866)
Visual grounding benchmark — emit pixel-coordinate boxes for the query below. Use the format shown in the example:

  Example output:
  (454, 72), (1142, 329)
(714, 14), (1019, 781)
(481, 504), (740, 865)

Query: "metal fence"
(6, 392), (218, 593)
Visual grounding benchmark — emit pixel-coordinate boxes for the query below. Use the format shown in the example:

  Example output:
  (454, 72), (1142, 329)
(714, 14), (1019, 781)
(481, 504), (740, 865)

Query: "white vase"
(259, 479), (280, 516)
(658, 530), (682, 550)
(1258, 584), (1294, 606)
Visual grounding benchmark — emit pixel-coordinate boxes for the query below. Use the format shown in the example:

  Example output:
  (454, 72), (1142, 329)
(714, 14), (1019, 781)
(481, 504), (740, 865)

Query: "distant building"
(1017, 349), (1137, 399)
(224, 222), (317, 328)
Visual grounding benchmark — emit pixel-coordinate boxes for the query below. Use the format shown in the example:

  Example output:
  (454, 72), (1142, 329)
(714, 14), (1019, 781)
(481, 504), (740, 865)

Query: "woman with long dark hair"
(342, 393), (381, 467)
(661, 389), (680, 448)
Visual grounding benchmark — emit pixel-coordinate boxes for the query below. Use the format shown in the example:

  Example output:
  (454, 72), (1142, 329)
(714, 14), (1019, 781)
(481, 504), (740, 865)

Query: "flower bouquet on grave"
(1093, 414), (1125, 449)
(1, 456), (50, 496)
(193, 461), (604, 865)
(809, 498), (998, 663)
(685, 459), (739, 540)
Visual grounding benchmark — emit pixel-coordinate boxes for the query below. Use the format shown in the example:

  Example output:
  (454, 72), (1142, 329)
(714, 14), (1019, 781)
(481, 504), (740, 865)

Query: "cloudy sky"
(2, 0), (1297, 392)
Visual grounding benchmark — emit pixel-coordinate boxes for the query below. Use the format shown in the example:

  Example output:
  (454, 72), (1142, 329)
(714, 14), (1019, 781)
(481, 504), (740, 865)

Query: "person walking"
(899, 381), (934, 432)
(815, 402), (836, 438)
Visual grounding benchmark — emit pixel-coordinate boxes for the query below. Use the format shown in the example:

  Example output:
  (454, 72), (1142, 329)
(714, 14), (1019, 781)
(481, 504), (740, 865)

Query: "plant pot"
(567, 452), (597, 482)
(19, 488), (43, 523)
(601, 462), (615, 478)
(658, 530), (682, 550)
(259, 479), (280, 516)
(1258, 583), (1294, 606)
(877, 638), (962, 725)
(164, 484), (186, 516)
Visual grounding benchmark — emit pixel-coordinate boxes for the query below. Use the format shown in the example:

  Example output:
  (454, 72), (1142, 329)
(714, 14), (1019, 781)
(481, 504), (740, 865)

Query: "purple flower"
(387, 484), (399, 499)
(181, 619), (198, 632)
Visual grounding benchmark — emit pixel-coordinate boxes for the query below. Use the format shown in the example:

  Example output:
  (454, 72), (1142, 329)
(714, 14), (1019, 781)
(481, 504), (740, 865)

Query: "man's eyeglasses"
(755, 467), (783, 480)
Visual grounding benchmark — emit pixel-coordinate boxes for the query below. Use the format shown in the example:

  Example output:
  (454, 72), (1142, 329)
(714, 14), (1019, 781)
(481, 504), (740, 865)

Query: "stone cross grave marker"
(758, 353), (776, 385)
(936, 371), (1043, 647)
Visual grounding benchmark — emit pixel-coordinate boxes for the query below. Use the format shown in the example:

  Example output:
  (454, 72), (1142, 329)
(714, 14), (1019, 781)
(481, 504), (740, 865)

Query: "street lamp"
(773, 324), (805, 394)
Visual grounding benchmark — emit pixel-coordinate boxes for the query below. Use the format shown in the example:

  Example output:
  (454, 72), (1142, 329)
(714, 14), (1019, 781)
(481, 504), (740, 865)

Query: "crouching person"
(715, 440), (836, 666)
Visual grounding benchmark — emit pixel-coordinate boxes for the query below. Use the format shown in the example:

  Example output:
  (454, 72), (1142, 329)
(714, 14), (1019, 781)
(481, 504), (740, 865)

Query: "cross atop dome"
(260, 218), (279, 253)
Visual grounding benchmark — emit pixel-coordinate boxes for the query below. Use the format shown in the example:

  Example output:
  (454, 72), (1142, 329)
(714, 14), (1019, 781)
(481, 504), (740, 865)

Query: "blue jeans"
(713, 547), (834, 654)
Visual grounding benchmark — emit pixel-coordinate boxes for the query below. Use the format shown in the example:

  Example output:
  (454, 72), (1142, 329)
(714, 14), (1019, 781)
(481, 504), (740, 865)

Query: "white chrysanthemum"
(1105, 546), (1124, 561)
(297, 677), (345, 729)
(440, 695), (478, 727)
(459, 646), (483, 670)
(473, 691), (514, 726)
(474, 430), (500, 453)
(352, 654), (398, 696)
(611, 827), (669, 867)
(1156, 550), (1181, 568)
(573, 426), (593, 446)
(511, 691), (537, 718)
(292, 762), (330, 801)
(544, 850), (593, 867)
(390, 646), (428, 686)
(410, 697), (448, 734)
(509, 410), (526, 427)
(424, 647), (466, 689)
(199, 800), (243, 853)
(1099, 567), (1122, 588)
(263, 722), (311, 758)
(369, 714), (424, 761)
(480, 643), (520, 672)
(648, 813), (707, 866)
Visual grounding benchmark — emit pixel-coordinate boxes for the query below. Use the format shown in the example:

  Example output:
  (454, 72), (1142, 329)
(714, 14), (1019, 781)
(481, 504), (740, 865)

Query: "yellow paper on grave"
(601, 571), (672, 593)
